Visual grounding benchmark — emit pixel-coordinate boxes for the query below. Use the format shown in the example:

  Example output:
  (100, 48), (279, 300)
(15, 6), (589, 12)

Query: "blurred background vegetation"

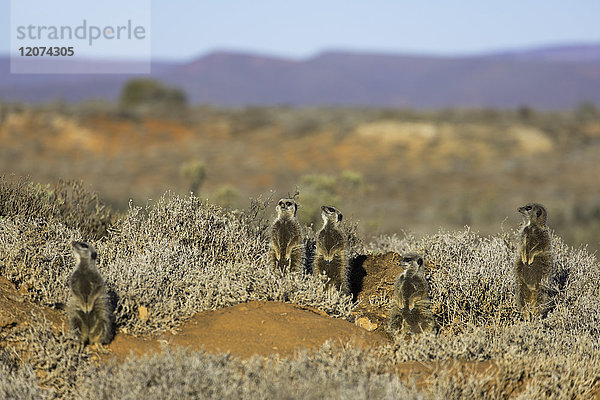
(1, 78), (599, 252)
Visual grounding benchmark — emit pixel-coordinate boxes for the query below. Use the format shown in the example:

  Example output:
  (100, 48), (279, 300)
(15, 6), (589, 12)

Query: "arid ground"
(1, 104), (599, 250)
(1, 104), (600, 398)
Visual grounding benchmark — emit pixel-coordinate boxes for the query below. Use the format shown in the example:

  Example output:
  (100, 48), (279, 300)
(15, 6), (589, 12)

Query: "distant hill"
(487, 44), (600, 63)
(1, 43), (599, 109)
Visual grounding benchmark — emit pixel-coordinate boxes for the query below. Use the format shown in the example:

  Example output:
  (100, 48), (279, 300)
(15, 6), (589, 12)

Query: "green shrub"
(298, 171), (366, 227)
(119, 79), (187, 116)
(213, 184), (241, 209)
(179, 161), (206, 194)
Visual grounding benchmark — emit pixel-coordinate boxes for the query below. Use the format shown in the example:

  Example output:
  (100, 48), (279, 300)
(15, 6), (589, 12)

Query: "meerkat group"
(62, 199), (553, 349)
(268, 198), (555, 339)
(270, 199), (350, 293)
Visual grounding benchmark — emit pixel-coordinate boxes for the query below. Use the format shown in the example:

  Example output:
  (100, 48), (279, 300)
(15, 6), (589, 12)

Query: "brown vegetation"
(2, 104), (600, 398)
(1, 103), (599, 252)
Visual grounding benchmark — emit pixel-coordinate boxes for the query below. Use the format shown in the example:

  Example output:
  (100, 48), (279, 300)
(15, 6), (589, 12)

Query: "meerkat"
(69, 241), (110, 351)
(269, 198), (305, 273)
(314, 205), (350, 294)
(514, 203), (553, 320)
(388, 253), (434, 336)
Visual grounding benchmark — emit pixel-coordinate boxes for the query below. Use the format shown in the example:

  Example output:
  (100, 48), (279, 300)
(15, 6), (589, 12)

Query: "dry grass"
(0, 347), (49, 400)
(76, 345), (423, 400)
(1, 177), (600, 398)
(0, 181), (354, 337)
(3, 104), (600, 252)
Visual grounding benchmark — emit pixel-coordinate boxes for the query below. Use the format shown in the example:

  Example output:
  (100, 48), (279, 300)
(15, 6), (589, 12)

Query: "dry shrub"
(367, 227), (600, 334)
(0, 185), (354, 335)
(98, 193), (354, 334)
(77, 345), (422, 400)
(0, 347), (49, 400)
(3, 175), (600, 398)
(0, 217), (78, 305)
(421, 228), (520, 330)
(2, 314), (95, 399)
(0, 176), (114, 240)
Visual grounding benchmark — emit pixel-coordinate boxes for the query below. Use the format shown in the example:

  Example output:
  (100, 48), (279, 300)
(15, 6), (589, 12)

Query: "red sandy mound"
(0, 276), (66, 334)
(1, 252), (435, 361)
(351, 252), (404, 335)
(0, 253), (416, 361)
(0, 277), (388, 362)
(109, 301), (389, 360)
(0, 273), (503, 393)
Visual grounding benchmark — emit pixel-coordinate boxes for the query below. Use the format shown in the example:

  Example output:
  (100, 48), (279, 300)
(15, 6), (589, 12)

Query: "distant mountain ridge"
(485, 44), (600, 63)
(1, 43), (599, 109)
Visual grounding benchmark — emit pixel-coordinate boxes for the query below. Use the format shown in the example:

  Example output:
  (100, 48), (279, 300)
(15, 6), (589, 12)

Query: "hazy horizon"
(2, 1), (599, 61)
(2, 40), (599, 64)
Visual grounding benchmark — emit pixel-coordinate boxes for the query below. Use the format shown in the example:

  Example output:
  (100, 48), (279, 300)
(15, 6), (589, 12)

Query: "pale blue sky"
(2, 0), (599, 60)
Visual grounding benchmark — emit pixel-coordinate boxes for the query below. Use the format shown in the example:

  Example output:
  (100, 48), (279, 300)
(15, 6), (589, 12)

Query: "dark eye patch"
(286, 202), (293, 207)
(403, 257), (412, 263)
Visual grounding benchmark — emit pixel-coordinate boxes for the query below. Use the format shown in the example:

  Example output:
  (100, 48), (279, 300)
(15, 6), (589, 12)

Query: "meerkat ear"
(91, 250), (97, 260)
(417, 257), (423, 267)
(294, 202), (298, 215)
(338, 213), (343, 222)
(536, 208), (542, 218)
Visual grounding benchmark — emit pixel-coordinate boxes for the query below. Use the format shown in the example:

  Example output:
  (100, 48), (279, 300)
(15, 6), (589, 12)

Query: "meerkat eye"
(403, 257), (411, 263)
(525, 206), (532, 211)
(286, 202), (293, 207)
(80, 243), (88, 249)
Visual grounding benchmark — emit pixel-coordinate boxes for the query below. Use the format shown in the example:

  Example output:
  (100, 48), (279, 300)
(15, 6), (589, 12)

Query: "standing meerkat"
(314, 205), (349, 294)
(514, 203), (553, 320)
(388, 253), (434, 336)
(269, 198), (304, 273)
(69, 241), (110, 351)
